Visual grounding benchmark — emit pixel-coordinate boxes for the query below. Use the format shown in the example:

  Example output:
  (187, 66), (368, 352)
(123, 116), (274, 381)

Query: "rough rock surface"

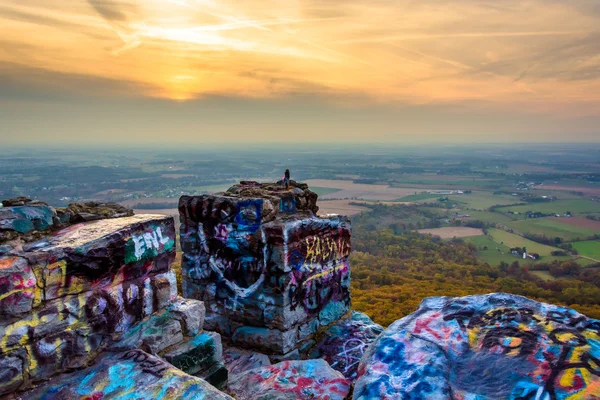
(354, 293), (600, 400)
(162, 331), (222, 375)
(311, 311), (383, 380)
(0, 204), (56, 242)
(0, 197), (135, 244)
(1, 197), (48, 207)
(0, 214), (179, 395)
(225, 180), (319, 216)
(228, 359), (351, 400)
(59, 201), (134, 224)
(20, 349), (233, 399)
(179, 181), (352, 356)
(222, 347), (271, 376)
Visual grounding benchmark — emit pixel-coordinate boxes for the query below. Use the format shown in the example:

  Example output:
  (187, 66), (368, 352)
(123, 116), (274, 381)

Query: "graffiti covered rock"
(354, 293), (600, 400)
(228, 359), (351, 400)
(21, 349), (233, 399)
(0, 214), (180, 395)
(0, 197), (135, 245)
(223, 346), (271, 377)
(179, 181), (352, 357)
(310, 311), (383, 380)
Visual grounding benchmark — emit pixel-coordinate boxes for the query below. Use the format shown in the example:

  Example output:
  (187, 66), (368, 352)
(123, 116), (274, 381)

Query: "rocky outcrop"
(225, 180), (319, 215)
(310, 311), (383, 380)
(6, 186), (600, 400)
(19, 349), (233, 399)
(58, 201), (134, 224)
(0, 212), (228, 398)
(228, 359), (351, 400)
(222, 346), (271, 377)
(354, 293), (600, 400)
(0, 214), (178, 395)
(0, 202), (56, 243)
(0, 197), (134, 245)
(179, 181), (351, 358)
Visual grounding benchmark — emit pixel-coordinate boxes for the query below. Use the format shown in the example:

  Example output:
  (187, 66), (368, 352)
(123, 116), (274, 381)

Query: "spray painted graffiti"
(125, 226), (174, 263)
(286, 222), (352, 314)
(301, 234), (352, 266)
(312, 312), (383, 380)
(229, 359), (351, 400)
(279, 196), (297, 214)
(25, 350), (232, 400)
(179, 191), (352, 355)
(354, 293), (600, 400)
(288, 262), (350, 314)
(0, 257), (37, 315)
(0, 271), (177, 386)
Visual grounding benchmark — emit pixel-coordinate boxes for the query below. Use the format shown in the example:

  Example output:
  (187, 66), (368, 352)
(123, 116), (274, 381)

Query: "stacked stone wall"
(179, 181), (352, 357)
(0, 214), (179, 395)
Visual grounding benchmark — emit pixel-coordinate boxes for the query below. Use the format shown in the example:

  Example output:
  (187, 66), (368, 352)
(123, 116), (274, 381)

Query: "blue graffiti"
(234, 200), (262, 232)
(279, 196), (297, 214)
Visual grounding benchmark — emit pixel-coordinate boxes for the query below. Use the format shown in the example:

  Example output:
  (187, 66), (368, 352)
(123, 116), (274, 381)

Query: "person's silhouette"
(283, 169), (290, 189)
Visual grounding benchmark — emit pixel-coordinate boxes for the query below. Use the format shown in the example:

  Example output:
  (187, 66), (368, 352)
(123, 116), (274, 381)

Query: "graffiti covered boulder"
(179, 181), (352, 357)
(353, 293), (600, 400)
(228, 359), (351, 400)
(0, 214), (180, 395)
(21, 349), (233, 400)
(0, 202), (56, 242)
(222, 346), (271, 377)
(310, 311), (383, 380)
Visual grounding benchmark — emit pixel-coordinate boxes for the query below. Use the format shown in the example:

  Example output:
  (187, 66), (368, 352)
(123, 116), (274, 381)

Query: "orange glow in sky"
(1, 0), (599, 144)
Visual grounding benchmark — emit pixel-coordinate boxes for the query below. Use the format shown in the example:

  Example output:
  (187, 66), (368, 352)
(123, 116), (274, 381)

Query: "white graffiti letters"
(133, 227), (171, 260)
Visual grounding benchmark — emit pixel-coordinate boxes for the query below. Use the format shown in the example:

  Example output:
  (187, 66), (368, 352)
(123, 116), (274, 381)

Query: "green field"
(572, 241), (600, 260)
(506, 218), (598, 242)
(464, 233), (579, 267)
(487, 228), (561, 256)
(497, 199), (600, 215)
(449, 192), (520, 210)
(397, 192), (441, 202)
(466, 211), (516, 224)
(311, 187), (343, 197)
(464, 235), (523, 266)
(575, 257), (598, 266)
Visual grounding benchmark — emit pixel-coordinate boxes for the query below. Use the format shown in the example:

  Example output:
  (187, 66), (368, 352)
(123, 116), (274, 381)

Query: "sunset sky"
(1, 0), (599, 146)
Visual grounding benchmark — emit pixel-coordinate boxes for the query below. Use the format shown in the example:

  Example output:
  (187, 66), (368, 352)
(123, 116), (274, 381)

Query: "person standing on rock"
(283, 169), (290, 189)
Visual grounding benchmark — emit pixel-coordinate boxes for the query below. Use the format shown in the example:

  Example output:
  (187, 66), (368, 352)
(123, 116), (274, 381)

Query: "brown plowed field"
(305, 179), (431, 201)
(418, 227), (484, 239)
(317, 200), (371, 216)
(535, 185), (600, 196)
(548, 217), (600, 230)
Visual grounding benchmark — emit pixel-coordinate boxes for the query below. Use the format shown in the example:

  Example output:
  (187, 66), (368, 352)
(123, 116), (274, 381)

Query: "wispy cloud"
(0, 0), (599, 117)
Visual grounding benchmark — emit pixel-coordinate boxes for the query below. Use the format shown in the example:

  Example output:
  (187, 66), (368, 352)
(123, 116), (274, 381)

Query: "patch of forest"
(350, 209), (600, 327)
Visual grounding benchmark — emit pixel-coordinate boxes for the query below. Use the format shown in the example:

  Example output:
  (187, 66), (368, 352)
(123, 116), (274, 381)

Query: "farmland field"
(311, 187), (343, 197)
(534, 185), (600, 196)
(548, 217), (600, 230)
(464, 211), (516, 224)
(506, 218), (598, 242)
(448, 192), (520, 210)
(418, 227), (484, 239)
(397, 192), (441, 202)
(464, 234), (574, 266)
(497, 199), (600, 215)
(305, 179), (432, 201)
(317, 200), (371, 216)
(463, 235), (530, 266)
(486, 228), (561, 256)
(571, 241), (600, 260)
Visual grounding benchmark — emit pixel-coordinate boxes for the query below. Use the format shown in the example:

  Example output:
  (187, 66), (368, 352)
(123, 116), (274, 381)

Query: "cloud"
(0, 0), (599, 122)
(87, 0), (132, 22)
(0, 61), (154, 102)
